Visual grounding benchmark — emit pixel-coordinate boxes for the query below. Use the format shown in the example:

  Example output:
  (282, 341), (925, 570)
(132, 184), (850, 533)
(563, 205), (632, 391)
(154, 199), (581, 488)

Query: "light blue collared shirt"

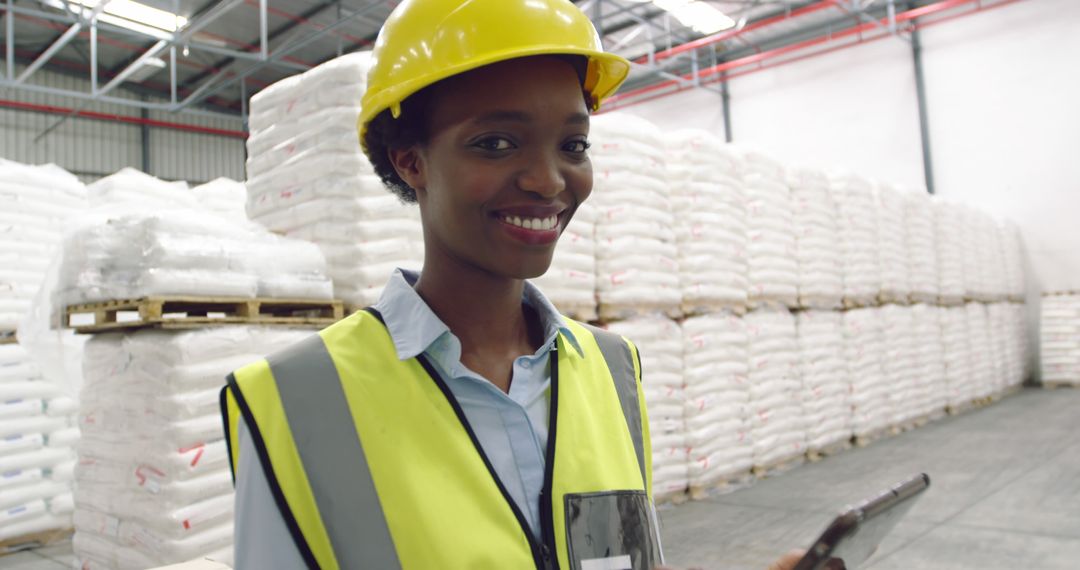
(234, 269), (581, 569)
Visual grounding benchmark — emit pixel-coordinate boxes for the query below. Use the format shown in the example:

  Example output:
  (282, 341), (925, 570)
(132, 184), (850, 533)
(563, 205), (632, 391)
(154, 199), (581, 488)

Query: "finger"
(767, 549), (808, 570)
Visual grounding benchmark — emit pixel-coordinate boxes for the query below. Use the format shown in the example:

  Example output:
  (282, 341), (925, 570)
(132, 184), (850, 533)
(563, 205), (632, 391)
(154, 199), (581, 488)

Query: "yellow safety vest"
(221, 308), (662, 570)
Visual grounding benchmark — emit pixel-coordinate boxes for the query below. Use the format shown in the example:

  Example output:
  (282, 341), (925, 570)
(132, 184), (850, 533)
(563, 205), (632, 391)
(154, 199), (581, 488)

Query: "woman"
(222, 0), (802, 568)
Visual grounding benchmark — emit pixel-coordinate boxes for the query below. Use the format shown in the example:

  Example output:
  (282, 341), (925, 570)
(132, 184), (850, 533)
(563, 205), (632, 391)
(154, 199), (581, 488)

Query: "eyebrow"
(473, 110), (590, 126)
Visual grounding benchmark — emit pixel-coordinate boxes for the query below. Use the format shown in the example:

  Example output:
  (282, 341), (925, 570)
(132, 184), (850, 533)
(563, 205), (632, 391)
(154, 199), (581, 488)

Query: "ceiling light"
(648, 0), (736, 35)
(63, 0), (188, 38)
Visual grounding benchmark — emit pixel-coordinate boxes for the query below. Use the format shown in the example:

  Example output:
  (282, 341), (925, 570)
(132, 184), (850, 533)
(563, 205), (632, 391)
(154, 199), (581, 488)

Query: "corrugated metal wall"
(0, 66), (246, 184)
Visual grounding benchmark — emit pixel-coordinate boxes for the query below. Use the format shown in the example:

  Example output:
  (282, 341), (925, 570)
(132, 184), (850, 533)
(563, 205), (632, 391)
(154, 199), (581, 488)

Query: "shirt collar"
(372, 268), (583, 361)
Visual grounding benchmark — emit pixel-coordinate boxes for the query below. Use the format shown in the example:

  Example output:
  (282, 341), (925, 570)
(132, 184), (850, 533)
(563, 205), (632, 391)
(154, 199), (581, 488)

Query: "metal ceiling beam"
(98, 39), (168, 96)
(176, 0), (382, 111)
(13, 0), (109, 83)
(176, 0), (341, 97)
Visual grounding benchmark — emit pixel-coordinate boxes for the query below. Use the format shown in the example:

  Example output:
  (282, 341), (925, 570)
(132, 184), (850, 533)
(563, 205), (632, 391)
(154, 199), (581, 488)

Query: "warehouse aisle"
(661, 388), (1080, 569)
(3, 388), (1076, 569)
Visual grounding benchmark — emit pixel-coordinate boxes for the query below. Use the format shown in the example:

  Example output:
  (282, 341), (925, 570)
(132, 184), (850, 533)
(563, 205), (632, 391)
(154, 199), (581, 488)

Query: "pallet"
(853, 426), (891, 447)
(65, 296), (344, 334)
(752, 454), (804, 478)
(688, 471), (755, 500)
(842, 297), (878, 310)
(806, 439), (852, 463)
(1042, 381), (1079, 390)
(1, 527), (73, 554)
(0, 331), (15, 345)
(946, 399), (976, 416)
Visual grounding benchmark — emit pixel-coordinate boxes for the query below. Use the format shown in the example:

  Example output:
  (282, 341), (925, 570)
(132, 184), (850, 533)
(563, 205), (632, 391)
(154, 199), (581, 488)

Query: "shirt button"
(520, 360), (531, 369)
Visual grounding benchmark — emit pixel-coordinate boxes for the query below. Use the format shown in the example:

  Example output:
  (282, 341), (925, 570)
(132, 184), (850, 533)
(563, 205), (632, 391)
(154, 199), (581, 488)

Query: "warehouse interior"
(1, 0), (1078, 568)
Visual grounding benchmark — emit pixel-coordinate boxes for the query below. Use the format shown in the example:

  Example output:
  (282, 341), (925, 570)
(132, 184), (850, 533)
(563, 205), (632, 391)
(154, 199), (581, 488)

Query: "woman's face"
(393, 56), (592, 280)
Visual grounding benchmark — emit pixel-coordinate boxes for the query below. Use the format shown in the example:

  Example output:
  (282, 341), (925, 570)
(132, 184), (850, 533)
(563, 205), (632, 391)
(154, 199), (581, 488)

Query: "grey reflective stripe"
(268, 334), (401, 570)
(582, 324), (647, 489)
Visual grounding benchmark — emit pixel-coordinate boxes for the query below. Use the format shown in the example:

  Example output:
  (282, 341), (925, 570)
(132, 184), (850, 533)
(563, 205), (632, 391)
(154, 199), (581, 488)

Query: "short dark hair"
(363, 87), (433, 204)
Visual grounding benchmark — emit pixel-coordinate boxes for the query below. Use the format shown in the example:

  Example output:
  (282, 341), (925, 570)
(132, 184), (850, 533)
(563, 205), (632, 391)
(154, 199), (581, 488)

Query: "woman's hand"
(766, 549), (807, 570)
(656, 549), (807, 570)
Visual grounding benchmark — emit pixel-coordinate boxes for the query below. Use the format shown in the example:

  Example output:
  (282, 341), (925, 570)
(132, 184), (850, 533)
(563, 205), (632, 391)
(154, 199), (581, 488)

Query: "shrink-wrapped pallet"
(0, 343), (76, 542)
(605, 317), (688, 502)
(192, 178), (247, 222)
(842, 307), (892, 438)
(932, 199), (965, 305)
(744, 309), (805, 470)
(795, 311), (850, 452)
(743, 152), (798, 309)
(879, 305), (920, 426)
(681, 313), (752, 493)
(666, 130), (748, 315)
(788, 168), (843, 309)
(903, 190), (939, 304)
(875, 184), (912, 304)
(1040, 294), (1080, 386)
(830, 173), (880, 306)
(941, 305), (976, 409)
(245, 52), (424, 308)
(910, 303), (948, 417)
(73, 327), (312, 569)
(590, 114), (681, 319)
(965, 302), (995, 400)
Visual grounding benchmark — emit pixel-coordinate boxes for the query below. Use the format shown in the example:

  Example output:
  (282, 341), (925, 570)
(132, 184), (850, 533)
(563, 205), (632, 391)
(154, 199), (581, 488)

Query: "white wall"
(921, 0), (1080, 295)
(624, 0), (1078, 296)
(624, 36), (926, 190)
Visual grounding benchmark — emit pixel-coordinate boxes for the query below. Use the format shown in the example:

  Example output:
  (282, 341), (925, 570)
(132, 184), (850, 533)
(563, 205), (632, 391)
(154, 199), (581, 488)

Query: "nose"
(516, 151), (566, 198)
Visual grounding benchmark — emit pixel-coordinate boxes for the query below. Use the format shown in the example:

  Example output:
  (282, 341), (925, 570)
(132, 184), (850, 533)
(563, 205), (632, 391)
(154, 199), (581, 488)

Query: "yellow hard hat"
(358, 0), (631, 152)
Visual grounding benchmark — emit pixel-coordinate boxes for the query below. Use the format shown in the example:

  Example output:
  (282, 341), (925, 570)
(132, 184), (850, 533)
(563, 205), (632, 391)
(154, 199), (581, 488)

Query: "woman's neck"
(413, 251), (536, 358)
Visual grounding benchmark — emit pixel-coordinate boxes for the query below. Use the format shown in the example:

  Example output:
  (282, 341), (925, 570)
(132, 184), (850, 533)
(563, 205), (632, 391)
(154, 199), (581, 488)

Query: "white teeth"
(502, 215), (559, 231)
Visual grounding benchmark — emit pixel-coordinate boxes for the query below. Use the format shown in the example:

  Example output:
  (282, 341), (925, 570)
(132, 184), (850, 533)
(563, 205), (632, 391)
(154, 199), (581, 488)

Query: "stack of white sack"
(879, 305), (921, 427)
(830, 173), (880, 306)
(941, 305), (976, 410)
(742, 151), (798, 309)
(910, 304), (948, 418)
(192, 179), (248, 222)
(589, 113), (681, 320)
(986, 303), (1013, 395)
(244, 51), (424, 308)
(56, 212), (333, 307)
(842, 307), (892, 438)
(787, 167), (843, 309)
(998, 223), (1025, 301)
(1040, 294), (1080, 386)
(973, 213), (1004, 301)
(964, 303), (995, 400)
(795, 311), (851, 453)
(74, 326), (312, 569)
(680, 313), (753, 495)
(89, 168), (197, 211)
(958, 207), (983, 303)
(875, 184), (912, 304)
(666, 130), (749, 315)
(743, 309), (805, 470)
(902, 190), (939, 304)
(605, 317), (688, 502)
(0, 160), (86, 330)
(0, 343), (78, 542)
(933, 199), (966, 305)
(530, 202), (597, 321)
(1007, 302), (1030, 384)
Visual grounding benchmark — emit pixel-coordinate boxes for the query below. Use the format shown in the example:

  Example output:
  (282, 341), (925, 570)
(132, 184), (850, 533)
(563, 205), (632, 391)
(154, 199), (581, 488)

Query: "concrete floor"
(2, 388), (1077, 569)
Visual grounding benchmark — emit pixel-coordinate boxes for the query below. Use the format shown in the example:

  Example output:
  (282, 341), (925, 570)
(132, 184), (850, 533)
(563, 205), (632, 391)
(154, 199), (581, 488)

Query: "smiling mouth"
(498, 214), (559, 232)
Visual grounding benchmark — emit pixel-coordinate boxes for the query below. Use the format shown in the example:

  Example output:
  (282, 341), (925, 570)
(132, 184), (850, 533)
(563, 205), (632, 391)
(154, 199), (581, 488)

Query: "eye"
(563, 139), (591, 154)
(472, 137), (515, 152)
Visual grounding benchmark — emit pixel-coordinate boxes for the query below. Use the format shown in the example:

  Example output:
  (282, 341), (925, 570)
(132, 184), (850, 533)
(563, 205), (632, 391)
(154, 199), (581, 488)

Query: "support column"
(912, 25), (935, 194)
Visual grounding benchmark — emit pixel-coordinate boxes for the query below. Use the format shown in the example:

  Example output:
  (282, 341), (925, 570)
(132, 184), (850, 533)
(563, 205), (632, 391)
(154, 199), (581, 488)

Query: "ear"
(388, 146), (427, 195)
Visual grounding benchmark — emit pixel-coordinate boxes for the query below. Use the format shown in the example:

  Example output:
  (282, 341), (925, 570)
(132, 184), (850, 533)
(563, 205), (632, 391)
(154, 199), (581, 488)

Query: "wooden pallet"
(65, 296), (344, 334)
(853, 426), (891, 447)
(1, 527), (72, 554)
(806, 439), (852, 463)
(1042, 381), (1079, 390)
(0, 331), (15, 345)
(752, 454), (804, 478)
(688, 472), (755, 500)
(946, 399), (976, 416)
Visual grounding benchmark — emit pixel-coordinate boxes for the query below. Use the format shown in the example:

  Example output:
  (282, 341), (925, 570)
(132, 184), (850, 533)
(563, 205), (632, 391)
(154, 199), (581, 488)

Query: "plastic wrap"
(73, 326), (311, 569)
(788, 167), (843, 309)
(744, 308), (806, 469)
(605, 317), (688, 502)
(666, 130), (749, 314)
(590, 113), (681, 320)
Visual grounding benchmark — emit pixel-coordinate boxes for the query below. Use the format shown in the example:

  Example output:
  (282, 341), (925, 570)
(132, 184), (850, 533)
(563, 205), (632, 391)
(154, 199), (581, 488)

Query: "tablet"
(793, 473), (930, 570)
